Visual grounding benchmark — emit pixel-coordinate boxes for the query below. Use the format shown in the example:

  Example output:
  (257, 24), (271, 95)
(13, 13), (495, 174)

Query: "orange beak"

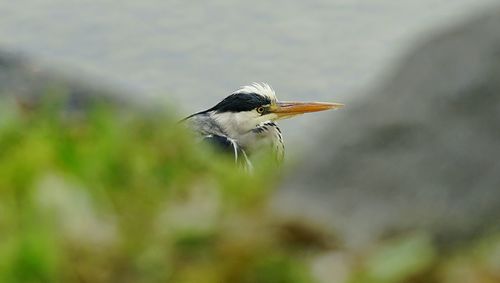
(271, 101), (344, 119)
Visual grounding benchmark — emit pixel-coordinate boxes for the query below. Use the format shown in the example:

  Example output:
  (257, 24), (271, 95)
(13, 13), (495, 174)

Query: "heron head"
(208, 83), (344, 133)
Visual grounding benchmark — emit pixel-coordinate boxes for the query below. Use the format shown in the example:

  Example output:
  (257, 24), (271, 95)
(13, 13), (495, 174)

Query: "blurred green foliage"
(350, 233), (436, 283)
(0, 94), (499, 283)
(0, 94), (310, 283)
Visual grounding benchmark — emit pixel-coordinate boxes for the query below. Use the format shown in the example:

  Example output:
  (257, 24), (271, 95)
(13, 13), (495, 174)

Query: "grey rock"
(0, 50), (127, 111)
(273, 8), (500, 249)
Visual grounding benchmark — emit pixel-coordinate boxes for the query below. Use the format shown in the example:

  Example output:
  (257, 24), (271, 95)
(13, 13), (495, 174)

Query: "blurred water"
(0, 0), (497, 151)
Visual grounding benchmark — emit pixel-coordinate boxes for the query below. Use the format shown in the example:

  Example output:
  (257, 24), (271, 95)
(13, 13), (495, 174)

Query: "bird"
(182, 83), (343, 169)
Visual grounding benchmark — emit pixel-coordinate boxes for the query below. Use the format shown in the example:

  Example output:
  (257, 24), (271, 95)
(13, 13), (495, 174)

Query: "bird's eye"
(256, 106), (265, 114)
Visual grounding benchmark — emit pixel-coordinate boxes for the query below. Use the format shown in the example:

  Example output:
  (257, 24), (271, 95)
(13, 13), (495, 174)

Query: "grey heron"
(183, 83), (343, 168)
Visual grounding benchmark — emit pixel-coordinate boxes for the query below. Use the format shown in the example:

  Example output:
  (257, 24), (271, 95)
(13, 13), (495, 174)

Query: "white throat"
(211, 111), (261, 137)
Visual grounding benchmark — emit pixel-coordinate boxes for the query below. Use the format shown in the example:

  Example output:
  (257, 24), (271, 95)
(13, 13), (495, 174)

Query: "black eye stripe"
(209, 93), (271, 113)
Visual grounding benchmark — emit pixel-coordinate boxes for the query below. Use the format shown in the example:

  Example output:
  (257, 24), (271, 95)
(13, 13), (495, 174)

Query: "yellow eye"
(256, 106), (265, 114)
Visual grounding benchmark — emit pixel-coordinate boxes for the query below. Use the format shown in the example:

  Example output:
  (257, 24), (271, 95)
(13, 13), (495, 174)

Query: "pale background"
(0, 0), (497, 152)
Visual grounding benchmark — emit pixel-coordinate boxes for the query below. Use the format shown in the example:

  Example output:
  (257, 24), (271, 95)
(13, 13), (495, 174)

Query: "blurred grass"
(0, 92), (499, 283)
(0, 93), (310, 283)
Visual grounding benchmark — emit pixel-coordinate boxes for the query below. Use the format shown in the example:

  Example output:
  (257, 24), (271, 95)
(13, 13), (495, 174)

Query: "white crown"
(233, 82), (277, 103)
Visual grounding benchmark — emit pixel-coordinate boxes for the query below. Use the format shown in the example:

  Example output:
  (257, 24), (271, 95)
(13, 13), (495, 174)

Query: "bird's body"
(183, 83), (343, 168)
